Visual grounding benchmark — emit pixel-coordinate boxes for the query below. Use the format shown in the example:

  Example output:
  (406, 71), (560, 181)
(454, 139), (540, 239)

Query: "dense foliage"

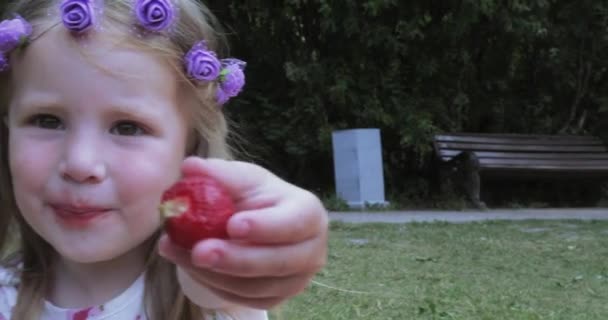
(206, 0), (608, 202)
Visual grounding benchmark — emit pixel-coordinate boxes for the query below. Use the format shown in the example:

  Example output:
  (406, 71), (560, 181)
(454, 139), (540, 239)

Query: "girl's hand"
(158, 157), (329, 310)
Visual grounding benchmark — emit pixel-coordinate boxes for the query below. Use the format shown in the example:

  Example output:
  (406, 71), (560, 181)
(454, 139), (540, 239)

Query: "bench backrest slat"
(437, 142), (606, 153)
(435, 134), (603, 145)
(440, 150), (608, 160)
(435, 133), (599, 140)
(478, 158), (608, 166)
(482, 164), (608, 171)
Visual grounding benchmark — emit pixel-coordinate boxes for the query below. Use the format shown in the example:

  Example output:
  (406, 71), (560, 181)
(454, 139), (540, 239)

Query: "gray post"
(332, 128), (387, 209)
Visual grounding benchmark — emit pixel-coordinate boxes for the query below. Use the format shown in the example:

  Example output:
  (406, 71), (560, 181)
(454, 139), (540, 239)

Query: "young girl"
(0, 0), (328, 319)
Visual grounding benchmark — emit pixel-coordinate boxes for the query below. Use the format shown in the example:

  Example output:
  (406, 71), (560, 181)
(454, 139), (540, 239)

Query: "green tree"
(205, 0), (608, 200)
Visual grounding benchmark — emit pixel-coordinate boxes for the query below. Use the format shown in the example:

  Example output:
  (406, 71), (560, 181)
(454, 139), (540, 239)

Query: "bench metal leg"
(465, 169), (487, 210)
(462, 152), (488, 210)
(437, 165), (452, 195)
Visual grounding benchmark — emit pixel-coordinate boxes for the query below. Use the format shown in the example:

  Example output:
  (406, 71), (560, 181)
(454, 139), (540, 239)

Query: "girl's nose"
(59, 133), (107, 184)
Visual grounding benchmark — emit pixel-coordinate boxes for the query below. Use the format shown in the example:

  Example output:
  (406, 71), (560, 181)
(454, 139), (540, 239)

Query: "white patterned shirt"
(0, 267), (267, 320)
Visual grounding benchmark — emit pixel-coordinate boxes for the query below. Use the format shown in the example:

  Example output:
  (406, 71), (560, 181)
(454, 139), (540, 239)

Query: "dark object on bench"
(433, 133), (608, 209)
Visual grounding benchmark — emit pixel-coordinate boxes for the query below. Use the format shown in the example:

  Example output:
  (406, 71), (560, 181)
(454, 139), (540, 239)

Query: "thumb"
(182, 157), (296, 241)
(181, 157), (275, 205)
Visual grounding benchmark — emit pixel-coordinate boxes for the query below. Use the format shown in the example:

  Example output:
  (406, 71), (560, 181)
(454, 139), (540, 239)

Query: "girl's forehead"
(11, 25), (180, 109)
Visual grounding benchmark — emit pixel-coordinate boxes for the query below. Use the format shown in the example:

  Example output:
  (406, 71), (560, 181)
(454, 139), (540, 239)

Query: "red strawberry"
(159, 172), (235, 249)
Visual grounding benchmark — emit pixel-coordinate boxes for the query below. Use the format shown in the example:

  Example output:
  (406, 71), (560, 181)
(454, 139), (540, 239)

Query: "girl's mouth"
(50, 204), (112, 227)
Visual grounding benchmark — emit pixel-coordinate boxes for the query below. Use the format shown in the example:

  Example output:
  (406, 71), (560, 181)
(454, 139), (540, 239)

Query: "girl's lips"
(50, 204), (113, 227)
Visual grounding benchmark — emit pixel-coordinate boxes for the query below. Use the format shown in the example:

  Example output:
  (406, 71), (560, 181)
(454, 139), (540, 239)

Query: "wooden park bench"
(433, 133), (608, 209)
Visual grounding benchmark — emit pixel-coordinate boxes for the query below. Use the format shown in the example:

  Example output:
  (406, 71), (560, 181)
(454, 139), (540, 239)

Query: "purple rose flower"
(135, 0), (175, 32)
(60, 0), (96, 33)
(216, 87), (230, 105)
(0, 54), (9, 72)
(184, 41), (221, 81)
(0, 16), (33, 52)
(219, 63), (246, 98)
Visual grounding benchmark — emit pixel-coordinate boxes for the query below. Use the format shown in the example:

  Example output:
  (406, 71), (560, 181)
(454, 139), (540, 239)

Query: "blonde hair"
(0, 0), (234, 319)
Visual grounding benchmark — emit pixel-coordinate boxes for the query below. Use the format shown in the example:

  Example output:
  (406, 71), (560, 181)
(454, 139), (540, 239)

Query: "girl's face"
(7, 27), (190, 263)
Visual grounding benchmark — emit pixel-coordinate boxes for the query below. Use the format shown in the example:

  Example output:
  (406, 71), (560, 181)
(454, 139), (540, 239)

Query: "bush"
(206, 1), (608, 204)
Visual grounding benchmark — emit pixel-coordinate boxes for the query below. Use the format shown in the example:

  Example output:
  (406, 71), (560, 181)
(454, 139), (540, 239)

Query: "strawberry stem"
(159, 199), (189, 222)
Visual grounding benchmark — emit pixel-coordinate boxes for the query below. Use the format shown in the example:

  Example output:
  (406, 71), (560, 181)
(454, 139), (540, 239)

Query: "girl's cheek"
(9, 134), (59, 183)
(111, 149), (182, 206)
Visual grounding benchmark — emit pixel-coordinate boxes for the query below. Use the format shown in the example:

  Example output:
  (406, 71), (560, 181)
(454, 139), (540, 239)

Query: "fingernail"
(231, 219), (250, 238)
(157, 238), (169, 258)
(158, 249), (174, 262)
(194, 250), (221, 268)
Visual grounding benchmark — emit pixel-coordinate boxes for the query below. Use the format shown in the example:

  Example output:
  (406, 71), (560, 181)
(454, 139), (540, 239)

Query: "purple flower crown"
(0, 16), (32, 72)
(0, 0), (245, 105)
(185, 42), (246, 105)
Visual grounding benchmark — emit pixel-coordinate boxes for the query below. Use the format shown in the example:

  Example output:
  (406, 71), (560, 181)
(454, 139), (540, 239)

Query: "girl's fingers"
(158, 234), (194, 268)
(201, 287), (287, 311)
(190, 236), (327, 278)
(227, 196), (328, 244)
(185, 268), (311, 302)
(160, 234), (313, 310)
(160, 233), (327, 279)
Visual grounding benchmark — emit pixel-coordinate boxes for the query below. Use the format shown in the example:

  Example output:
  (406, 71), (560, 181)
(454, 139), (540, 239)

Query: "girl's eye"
(30, 114), (64, 130)
(111, 121), (147, 136)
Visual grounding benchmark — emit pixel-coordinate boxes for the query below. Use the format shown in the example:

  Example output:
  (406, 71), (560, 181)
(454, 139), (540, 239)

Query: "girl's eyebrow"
(109, 99), (164, 116)
(107, 100), (167, 121)
(13, 92), (62, 111)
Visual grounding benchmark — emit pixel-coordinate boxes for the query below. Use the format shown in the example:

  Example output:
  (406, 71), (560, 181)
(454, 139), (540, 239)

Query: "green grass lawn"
(273, 220), (608, 319)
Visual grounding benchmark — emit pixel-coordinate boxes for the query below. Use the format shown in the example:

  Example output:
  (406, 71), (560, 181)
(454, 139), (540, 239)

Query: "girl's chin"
(52, 236), (157, 265)
(56, 248), (125, 264)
